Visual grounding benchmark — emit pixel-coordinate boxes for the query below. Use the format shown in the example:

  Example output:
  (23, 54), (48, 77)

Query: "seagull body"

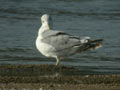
(36, 14), (103, 65)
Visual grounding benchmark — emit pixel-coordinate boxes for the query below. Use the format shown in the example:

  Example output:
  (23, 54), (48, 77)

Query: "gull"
(36, 14), (103, 66)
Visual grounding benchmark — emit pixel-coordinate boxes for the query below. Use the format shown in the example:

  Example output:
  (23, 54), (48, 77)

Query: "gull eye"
(42, 20), (45, 23)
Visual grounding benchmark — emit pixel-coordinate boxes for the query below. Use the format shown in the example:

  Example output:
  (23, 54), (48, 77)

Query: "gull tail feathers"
(78, 39), (103, 52)
(83, 39), (103, 51)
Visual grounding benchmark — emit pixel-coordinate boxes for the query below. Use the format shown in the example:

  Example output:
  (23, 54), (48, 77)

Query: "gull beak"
(48, 24), (50, 30)
(48, 16), (53, 30)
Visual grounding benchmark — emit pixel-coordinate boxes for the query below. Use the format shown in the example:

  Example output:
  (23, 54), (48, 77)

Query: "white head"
(41, 14), (50, 24)
(41, 14), (52, 29)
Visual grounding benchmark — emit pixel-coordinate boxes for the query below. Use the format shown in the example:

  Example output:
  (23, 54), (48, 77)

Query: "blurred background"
(0, 0), (120, 74)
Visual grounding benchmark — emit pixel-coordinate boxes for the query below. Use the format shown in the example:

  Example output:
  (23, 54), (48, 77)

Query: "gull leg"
(55, 57), (62, 75)
(56, 57), (60, 66)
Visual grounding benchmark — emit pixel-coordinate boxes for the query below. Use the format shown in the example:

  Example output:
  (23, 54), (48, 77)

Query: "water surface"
(0, 0), (120, 74)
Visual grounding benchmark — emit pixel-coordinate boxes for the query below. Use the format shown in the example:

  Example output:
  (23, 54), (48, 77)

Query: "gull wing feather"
(41, 30), (88, 51)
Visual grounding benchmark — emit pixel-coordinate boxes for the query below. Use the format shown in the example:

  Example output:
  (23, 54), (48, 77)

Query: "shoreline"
(0, 64), (120, 89)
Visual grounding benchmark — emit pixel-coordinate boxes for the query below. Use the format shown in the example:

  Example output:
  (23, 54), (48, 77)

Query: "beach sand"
(0, 64), (120, 90)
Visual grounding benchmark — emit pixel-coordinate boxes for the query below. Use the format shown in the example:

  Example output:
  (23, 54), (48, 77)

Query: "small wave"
(0, 48), (32, 53)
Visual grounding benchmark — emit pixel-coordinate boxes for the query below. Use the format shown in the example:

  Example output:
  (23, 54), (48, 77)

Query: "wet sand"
(0, 83), (119, 90)
(0, 64), (120, 90)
